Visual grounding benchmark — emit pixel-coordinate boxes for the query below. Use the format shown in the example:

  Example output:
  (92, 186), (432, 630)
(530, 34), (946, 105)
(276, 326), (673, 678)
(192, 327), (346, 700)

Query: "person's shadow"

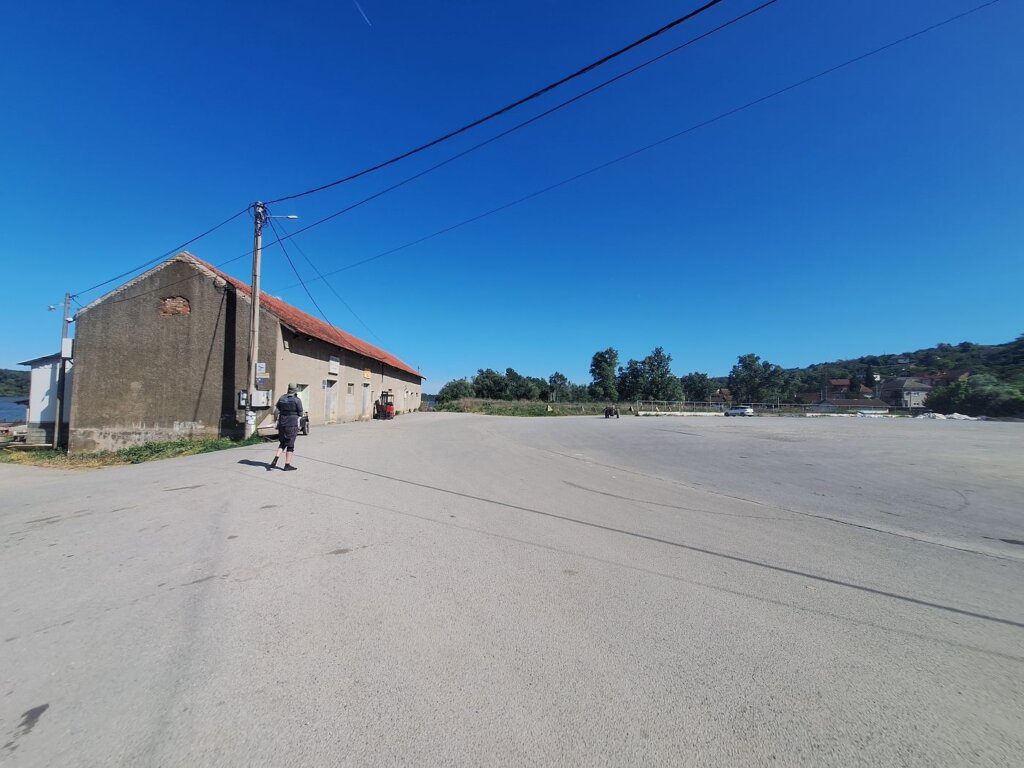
(238, 459), (273, 470)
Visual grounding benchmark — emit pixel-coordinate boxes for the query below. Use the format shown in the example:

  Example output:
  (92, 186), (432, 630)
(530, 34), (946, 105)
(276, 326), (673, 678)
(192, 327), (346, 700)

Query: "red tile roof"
(184, 253), (422, 380)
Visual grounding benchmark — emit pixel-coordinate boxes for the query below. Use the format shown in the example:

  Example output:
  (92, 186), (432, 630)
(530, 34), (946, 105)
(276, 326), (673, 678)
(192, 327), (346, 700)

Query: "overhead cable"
(276, 0), (1004, 287)
(273, 219), (387, 345)
(267, 217), (333, 326)
(259, 0), (777, 255)
(265, 0), (728, 204)
(72, 1), (737, 299)
(87, 0), (1002, 309)
(72, 207), (250, 300)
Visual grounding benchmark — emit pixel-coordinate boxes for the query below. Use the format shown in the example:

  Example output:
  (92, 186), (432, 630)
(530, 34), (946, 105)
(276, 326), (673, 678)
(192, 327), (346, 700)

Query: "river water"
(0, 396), (27, 423)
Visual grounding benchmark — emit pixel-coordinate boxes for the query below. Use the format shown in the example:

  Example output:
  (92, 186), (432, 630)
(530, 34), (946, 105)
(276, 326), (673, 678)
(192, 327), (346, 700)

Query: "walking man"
(268, 383), (303, 471)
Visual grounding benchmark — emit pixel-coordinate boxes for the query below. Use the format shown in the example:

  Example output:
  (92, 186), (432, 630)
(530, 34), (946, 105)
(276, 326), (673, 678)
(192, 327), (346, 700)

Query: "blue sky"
(2, 0), (1021, 389)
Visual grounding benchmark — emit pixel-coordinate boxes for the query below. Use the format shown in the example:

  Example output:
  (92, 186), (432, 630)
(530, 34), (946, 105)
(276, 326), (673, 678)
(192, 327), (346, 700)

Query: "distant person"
(268, 384), (303, 471)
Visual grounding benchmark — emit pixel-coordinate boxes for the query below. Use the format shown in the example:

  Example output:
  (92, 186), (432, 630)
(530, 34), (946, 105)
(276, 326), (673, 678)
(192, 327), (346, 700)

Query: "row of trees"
(436, 369), (592, 404)
(436, 348), (784, 405)
(434, 341), (1024, 416)
(589, 347), (694, 402)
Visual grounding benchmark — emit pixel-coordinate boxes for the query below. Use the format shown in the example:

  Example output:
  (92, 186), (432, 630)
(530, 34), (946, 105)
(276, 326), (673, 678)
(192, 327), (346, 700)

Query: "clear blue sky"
(2, 0), (1021, 389)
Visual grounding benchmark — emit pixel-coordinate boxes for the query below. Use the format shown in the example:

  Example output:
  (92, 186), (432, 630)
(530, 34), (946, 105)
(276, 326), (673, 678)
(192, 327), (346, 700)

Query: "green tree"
(589, 348), (619, 402)
(526, 376), (549, 401)
(436, 378), (474, 404)
(616, 359), (644, 402)
(505, 368), (538, 400)
(548, 372), (568, 402)
(644, 347), (682, 401)
(680, 372), (715, 401)
(862, 365), (875, 393)
(565, 383), (590, 402)
(925, 379), (968, 414)
(928, 374), (1024, 417)
(472, 368), (508, 400)
(727, 353), (795, 404)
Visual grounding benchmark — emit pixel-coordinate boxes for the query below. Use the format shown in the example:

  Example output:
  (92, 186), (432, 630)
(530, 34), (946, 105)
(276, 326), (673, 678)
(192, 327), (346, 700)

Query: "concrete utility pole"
(53, 292), (71, 450)
(245, 202), (266, 438)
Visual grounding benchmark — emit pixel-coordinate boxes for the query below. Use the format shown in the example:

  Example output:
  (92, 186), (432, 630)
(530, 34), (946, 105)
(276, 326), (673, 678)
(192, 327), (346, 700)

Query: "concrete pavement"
(1, 413), (1022, 766)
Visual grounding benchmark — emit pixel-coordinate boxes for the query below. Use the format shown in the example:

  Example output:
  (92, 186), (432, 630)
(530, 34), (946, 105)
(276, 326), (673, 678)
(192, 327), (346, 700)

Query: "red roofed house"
(68, 252), (424, 452)
(826, 378), (872, 399)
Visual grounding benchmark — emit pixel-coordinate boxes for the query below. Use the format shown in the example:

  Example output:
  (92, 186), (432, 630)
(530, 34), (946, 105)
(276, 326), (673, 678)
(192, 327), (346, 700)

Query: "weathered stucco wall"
(68, 260), (277, 452)
(68, 257), (423, 451)
(271, 329), (423, 425)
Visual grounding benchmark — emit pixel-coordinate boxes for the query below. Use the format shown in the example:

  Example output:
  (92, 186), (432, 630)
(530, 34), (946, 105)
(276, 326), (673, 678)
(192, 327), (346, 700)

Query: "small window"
(347, 383), (354, 395)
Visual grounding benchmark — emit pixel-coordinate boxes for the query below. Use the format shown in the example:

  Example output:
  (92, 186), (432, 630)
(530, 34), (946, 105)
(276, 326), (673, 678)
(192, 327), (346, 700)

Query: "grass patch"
(0, 435), (263, 470)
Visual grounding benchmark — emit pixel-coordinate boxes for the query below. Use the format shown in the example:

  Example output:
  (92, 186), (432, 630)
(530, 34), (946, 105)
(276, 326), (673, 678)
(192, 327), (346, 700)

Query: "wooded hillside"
(0, 369), (30, 397)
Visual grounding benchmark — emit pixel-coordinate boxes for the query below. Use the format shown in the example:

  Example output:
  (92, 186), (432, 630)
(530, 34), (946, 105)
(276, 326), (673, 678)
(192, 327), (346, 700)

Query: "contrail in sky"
(352, 0), (372, 27)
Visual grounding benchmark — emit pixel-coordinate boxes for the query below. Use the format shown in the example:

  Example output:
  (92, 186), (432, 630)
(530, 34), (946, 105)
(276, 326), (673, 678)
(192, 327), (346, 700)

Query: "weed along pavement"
(2, 413), (1023, 766)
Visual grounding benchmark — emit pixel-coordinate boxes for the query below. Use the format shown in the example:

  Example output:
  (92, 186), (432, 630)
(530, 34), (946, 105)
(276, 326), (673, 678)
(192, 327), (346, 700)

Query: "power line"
(103, 252), (250, 306)
(72, 207), (250, 299)
(274, 220), (387, 346)
(275, 0), (1005, 289)
(84, 0), (1003, 312)
(267, 217), (333, 325)
(258, 0), (778, 255)
(265, 0), (728, 204)
(69, 1), (746, 304)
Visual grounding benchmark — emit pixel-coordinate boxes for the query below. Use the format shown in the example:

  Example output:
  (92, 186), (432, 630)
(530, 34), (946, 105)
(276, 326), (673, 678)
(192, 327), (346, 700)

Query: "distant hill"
(0, 369), (30, 397)
(782, 335), (1024, 391)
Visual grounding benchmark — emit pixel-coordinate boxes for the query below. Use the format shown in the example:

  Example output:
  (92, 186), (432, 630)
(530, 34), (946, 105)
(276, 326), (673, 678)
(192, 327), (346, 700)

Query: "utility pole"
(244, 202), (266, 438)
(53, 292), (71, 450)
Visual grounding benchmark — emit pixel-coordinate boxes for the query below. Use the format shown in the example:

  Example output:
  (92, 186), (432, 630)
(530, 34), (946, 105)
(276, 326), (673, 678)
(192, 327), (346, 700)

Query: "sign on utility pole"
(245, 202), (266, 438)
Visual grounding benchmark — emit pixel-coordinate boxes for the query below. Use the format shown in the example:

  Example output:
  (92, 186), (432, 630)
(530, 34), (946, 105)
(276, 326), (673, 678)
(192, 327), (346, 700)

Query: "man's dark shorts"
(278, 424), (298, 451)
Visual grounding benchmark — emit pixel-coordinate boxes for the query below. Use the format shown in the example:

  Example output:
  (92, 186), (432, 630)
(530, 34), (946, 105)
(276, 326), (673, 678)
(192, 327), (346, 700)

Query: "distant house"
(709, 388), (731, 405)
(67, 252), (424, 453)
(796, 390), (824, 405)
(825, 378), (873, 399)
(827, 378), (851, 398)
(18, 352), (74, 445)
(919, 370), (970, 387)
(879, 377), (932, 409)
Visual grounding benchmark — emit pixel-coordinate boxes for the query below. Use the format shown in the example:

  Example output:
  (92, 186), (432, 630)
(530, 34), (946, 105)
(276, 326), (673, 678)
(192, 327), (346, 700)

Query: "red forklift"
(373, 391), (395, 420)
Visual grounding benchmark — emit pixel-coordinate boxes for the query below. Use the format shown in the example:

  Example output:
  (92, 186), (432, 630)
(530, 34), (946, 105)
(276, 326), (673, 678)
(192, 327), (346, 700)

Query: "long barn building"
(69, 252), (423, 452)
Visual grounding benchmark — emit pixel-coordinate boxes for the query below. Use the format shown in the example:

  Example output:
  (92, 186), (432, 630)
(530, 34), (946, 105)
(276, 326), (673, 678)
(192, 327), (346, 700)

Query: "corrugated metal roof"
(179, 254), (422, 380)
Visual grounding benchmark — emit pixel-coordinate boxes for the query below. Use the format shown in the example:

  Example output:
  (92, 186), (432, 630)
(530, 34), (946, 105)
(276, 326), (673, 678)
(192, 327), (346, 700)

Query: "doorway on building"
(323, 380), (337, 423)
(362, 383), (371, 419)
(294, 384), (310, 416)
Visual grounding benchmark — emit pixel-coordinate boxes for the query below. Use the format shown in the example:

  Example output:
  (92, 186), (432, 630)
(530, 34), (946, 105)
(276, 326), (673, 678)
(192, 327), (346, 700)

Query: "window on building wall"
(347, 383), (354, 395)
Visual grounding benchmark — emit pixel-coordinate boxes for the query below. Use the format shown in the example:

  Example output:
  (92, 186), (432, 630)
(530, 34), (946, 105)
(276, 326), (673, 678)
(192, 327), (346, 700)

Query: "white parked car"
(724, 405), (754, 417)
